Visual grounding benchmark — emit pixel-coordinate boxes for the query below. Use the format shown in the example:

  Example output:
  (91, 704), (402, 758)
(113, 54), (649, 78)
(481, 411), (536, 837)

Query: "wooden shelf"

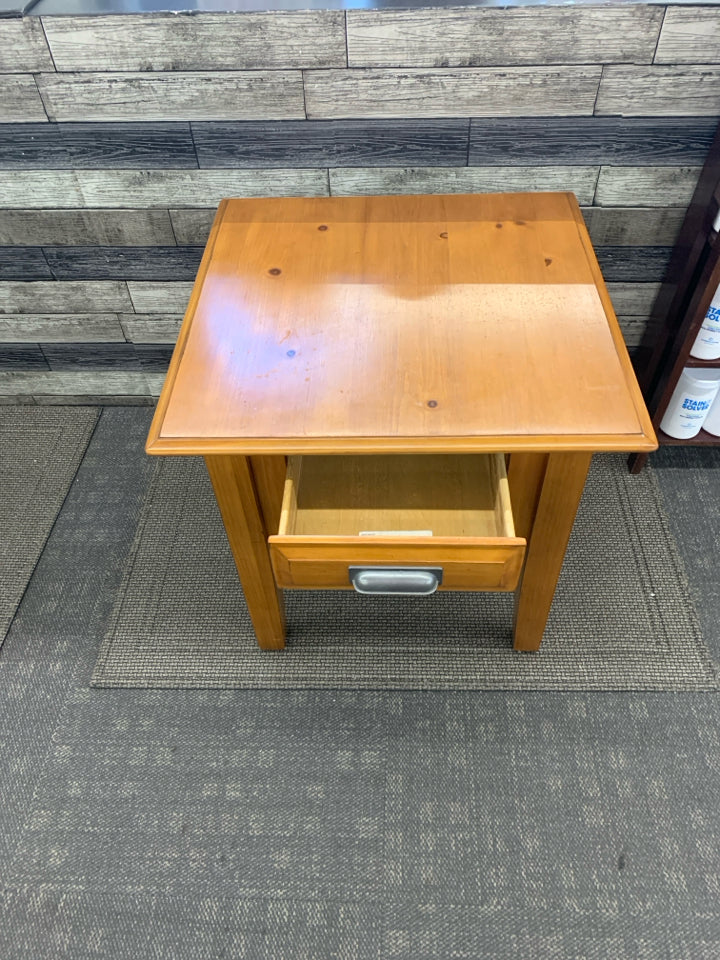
(656, 427), (720, 446)
(684, 358), (720, 368)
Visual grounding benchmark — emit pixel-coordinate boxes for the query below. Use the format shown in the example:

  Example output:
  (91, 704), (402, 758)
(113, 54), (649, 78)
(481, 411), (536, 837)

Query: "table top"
(147, 192), (657, 455)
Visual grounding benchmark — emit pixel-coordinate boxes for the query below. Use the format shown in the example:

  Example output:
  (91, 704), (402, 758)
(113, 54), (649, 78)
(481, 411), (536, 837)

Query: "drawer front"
(269, 537), (526, 592)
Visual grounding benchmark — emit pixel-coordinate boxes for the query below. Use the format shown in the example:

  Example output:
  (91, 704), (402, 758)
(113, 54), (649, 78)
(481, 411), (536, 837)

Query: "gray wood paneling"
(120, 315), (182, 344)
(469, 117), (717, 167)
(595, 166), (701, 207)
(0, 248), (52, 281)
(596, 66), (720, 117)
(581, 207), (686, 246)
(42, 13), (345, 71)
(0, 314), (125, 343)
(145, 372), (166, 398)
(0, 122), (197, 169)
(0, 170), (329, 209)
(347, 7), (662, 68)
(37, 72), (305, 123)
(191, 119), (470, 168)
(127, 282), (194, 315)
(0, 19), (54, 73)
(44, 246), (203, 281)
(0, 345), (49, 369)
(304, 67), (602, 120)
(606, 282), (661, 316)
(655, 8), (720, 65)
(40, 342), (139, 370)
(0, 370), (150, 397)
(329, 166), (599, 204)
(0, 210), (176, 246)
(0, 75), (47, 123)
(617, 316), (660, 349)
(168, 210), (215, 246)
(0, 280), (133, 314)
(595, 246), (673, 283)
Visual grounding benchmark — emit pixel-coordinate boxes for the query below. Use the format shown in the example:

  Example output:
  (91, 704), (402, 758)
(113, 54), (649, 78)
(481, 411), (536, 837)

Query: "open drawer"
(268, 454), (526, 593)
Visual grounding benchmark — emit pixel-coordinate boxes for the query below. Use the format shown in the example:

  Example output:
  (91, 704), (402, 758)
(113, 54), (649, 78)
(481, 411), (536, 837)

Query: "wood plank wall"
(0, 6), (718, 403)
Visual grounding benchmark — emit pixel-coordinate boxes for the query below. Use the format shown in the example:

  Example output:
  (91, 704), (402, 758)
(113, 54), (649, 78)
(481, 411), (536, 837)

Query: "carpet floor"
(92, 453), (716, 690)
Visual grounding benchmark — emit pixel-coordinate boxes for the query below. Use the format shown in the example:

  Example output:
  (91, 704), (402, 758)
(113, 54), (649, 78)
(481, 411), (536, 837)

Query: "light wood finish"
(329, 166), (598, 204)
(655, 8), (720, 65)
(346, 7), (661, 68)
(42, 13), (346, 72)
(595, 166), (701, 208)
(148, 193), (655, 456)
(513, 451), (593, 651)
(0, 169), (328, 209)
(146, 191), (656, 652)
(205, 455), (286, 650)
(0, 20), (54, 73)
(596, 66), (720, 118)
(37, 72), (306, 123)
(270, 453), (524, 591)
(304, 67), (602, 120)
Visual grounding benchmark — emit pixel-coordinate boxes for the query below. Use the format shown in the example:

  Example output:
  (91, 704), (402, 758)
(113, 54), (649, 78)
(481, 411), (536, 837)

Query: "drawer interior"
(277, 453), (516, 540)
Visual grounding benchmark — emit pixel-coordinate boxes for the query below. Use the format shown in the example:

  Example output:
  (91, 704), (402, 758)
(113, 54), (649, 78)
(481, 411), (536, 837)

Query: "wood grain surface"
(169, 210), (215, 247)
(595, 246), (673, 283)
(149, 193), (654, 454)
(329, 167), (599, 205)
(346, 7), (662, 68)
(0, 210), (176, 247)
(192, 119), (470, 168)
(127, 282), (193, 314)
(0, 122), (197, 169)
(0, 248), (52, 282)
(0, 314), (125, 344)
(581, 207), (685, 246)
(0, 20), (54, 73)
(606, 282), (661, 316)
(42, 13), (346, 71)
(655, 7), (720, 64)
(0, 370), (150, 397)
(0, 76), (47, 124)
(43, 246), (203, 281)
(597, 65), (720, 117)
(0, 280), (133, 314)
(469, 117), (716, 167)
(304, 67), (602, 120)
(595, 166), (701, 207)
(0, 170), (329, 209)
(120, 315), (182, 344)
(37, 72), (306, 123)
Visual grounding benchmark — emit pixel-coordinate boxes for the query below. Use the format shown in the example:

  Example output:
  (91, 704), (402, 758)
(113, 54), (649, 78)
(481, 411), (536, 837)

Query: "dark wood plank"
(597, 66), (720, 118)
(304, 67), (602, 120)
(40, 342), (140, 370)
(0, 20), (54, 73)
(595, 246), (673, 283)
(192, 119), (469, 168)
(0, 344), (49, 370)
(43, 12), (346, 71)
(655, 7), (720, 65)
(0, 122), (197, 169)
(44, 247), (204, 281)
(346, 7), (662, 67)
(0, 247), (52, 281)
(37, 72), (306, 123)
(469, 117), (716, 167)
(0, 210), (176, 246)
(135, 344), (174, 372)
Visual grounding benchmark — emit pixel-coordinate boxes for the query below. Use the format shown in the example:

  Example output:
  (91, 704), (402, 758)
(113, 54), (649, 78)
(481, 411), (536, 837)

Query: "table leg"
(510, 451), (593, 652)
(205, 455), (286, 651)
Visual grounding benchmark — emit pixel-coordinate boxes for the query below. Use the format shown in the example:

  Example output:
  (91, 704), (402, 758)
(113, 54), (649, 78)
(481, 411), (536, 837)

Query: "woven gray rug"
(1, 405), (99, 648)
(93, 454), (717, 691)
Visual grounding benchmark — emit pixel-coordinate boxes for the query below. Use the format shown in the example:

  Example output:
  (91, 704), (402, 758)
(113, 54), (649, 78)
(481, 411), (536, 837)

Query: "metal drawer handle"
(349, 567), (443, 596)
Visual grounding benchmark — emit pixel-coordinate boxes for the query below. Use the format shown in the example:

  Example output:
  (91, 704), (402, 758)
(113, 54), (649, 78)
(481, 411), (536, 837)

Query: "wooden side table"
(147, 193), (656, 652)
